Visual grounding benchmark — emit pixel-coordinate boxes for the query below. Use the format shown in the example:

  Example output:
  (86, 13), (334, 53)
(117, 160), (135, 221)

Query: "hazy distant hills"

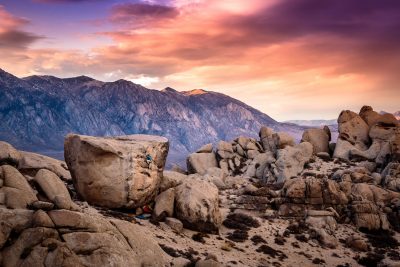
(284, 119), (337, 127)
(0, 69), (306, 166)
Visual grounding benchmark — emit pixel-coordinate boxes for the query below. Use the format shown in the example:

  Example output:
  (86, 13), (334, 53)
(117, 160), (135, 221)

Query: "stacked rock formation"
(0, 137), (174, 267)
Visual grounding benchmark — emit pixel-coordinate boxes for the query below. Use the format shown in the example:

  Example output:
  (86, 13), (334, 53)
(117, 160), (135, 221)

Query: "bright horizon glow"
(0, 0), (399, 121)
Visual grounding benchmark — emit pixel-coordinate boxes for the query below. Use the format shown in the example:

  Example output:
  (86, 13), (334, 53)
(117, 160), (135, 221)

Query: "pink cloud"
(0, 5), (42, 49)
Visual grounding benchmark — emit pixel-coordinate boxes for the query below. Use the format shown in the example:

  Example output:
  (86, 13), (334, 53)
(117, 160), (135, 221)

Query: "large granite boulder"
(337, 110), (369, 149)
(259, 126), (275, 152)
(359, 106), (399, 128)
(0, 165), (38, 209)
(34, 169), (76, 210)
(160, 170), (187, 192)
(187, 152), (218, 175)
(174, 179), (221, 233)
(301, 128), (330, 154)
(64, 134), (169, 209)
(274, 142), (313, 184)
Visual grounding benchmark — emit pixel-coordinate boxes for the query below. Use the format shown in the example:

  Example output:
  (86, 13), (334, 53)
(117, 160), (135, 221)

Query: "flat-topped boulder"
(64, 134), (169, 209)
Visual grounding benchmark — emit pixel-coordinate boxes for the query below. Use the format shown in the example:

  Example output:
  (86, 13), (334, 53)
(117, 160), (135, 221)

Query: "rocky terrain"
(0, 105), (400, 267)
(0, 69), (305, 167)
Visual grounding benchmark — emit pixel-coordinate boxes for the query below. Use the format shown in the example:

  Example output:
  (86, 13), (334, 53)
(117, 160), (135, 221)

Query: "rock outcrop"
(175, 179), (221, 233)
(187, 152), (218, 175)
(64, 134), (169, 208)
(301, 128), (330, 154)
(333, 106), (399, 168)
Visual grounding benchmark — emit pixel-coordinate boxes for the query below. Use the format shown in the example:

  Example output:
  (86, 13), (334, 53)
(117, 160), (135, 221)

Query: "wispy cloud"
(0, 5), (42, 49)
(33, 0), (104, 3)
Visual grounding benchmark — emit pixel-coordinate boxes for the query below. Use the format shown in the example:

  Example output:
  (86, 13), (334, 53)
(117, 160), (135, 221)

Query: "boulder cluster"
(0, 105), (399, 267)
(0, 138), (175, 267)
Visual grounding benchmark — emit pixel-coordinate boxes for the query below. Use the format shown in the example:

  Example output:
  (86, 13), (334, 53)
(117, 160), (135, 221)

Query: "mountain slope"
(0, 69), (303, 166)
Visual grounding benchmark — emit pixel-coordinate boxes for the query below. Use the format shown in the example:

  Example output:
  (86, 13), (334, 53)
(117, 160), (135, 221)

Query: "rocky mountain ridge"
(0, 69), (305, 166)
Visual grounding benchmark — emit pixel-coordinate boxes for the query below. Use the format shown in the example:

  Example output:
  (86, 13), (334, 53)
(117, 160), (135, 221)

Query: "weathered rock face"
(259, 127), (294, 155)
(350, 201), (390, 230)
(0, 146), (172, 267)
(1, 165), (38, 209)
(174, 179), (221, 233)
(333, 138), (355, 160)
(301, 128), (330, 154)
(337, 110), (369, 149)
(34, 169), (76, 210)
(360, 106), (399, 128)
(0, 208), (171, 267)
(333, 106), (400, 166)
(64, 134), (169, 209)
(274, 142), (313, 184)
(259, 126), (275, 152)
(187, 152), (218, 175)
(154, 188), (175, 218)
(382, 162), (400, 192)
(282, 177), (348, 206)
(160, 170), (187, 192)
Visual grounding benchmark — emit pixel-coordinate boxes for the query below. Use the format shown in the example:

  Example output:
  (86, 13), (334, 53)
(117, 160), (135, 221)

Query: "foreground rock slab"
(64, 134), (169, 208)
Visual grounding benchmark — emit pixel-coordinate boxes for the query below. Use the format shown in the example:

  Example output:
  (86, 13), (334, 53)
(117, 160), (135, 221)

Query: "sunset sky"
(0, 0), (399, 121)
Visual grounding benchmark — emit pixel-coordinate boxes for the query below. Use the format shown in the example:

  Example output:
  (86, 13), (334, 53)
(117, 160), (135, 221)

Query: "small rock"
(195, 259), (220, 267)
(197, 143), (213, 153)
(30, 200), (55, 210)
(32, 210), (55, 228)
(165, 217), (183, 232)
(346, 235), (369, 252)
(317, 152), (331, 161)
(154, 188), (175, 219)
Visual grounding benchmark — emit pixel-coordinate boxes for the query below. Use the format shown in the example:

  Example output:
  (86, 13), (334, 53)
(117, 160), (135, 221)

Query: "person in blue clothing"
(146, 154), (152, 165)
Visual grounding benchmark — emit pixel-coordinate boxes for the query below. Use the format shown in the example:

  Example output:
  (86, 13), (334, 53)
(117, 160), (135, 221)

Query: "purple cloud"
(33, 0), (104, 3)
(0, 30), (41, 49)
(110, 2), (179, 24)
(231, 0), (400, 44)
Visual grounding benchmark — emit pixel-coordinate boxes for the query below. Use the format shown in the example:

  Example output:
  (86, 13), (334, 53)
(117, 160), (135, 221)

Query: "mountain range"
(0, 69), (305, 166)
